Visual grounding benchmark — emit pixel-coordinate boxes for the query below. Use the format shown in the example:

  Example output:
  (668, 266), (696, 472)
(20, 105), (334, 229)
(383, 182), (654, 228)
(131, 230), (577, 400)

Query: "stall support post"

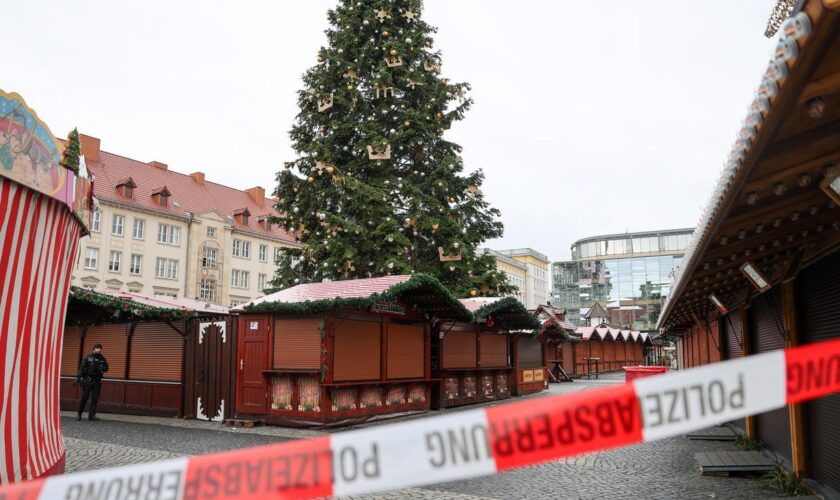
(782, 279), (809, 477)
(739, 306), (758, 441)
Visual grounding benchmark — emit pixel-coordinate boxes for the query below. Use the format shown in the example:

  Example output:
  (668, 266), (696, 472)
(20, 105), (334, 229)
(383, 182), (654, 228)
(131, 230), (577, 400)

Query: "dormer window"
(233, 208), (251, 225)
(151, 187), (171, 207)
(258, 216), (272, 231)
(115, 178), (137, 199)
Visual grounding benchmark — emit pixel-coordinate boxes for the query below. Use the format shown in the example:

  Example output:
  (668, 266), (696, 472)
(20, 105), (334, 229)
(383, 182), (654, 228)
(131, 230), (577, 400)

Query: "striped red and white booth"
(0, 90), (91, 483)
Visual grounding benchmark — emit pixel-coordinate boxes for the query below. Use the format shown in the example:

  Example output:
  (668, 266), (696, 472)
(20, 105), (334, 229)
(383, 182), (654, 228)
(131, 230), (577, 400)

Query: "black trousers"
(78, 380), (102, 417)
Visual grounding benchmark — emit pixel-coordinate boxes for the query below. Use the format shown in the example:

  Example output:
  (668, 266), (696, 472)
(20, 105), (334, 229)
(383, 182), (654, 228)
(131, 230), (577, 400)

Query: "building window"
(199, 279), (216, 301)
(258, 273), (267, 291)
(108, 250), (121, 272)
(155, 258), (179, 280)
(259, 244), (267, 262)
(233, 239), (250, 258)
(91, 211), (101, 232)
(111, 214), (125, 236)
(274, 247), (283, 264)
(133, 219), (145, 240)
(84, 247), (98, 270)
(130, 254), (142, 275)
(202, 247), (217, 268)
(207, 227), (217, 238)
(157, 223), (181, 246)
(231, 269), (249, 289)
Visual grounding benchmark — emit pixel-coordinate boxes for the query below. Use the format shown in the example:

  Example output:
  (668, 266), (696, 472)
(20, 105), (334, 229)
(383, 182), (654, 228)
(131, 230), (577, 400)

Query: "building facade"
(486, 248), (550, 309)
(72, 134), (299, 306)
(551, 228), (693, 330)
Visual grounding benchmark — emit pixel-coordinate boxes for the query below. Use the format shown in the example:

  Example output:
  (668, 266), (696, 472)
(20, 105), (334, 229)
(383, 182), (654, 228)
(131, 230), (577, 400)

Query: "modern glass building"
(551, 228), (694, 331)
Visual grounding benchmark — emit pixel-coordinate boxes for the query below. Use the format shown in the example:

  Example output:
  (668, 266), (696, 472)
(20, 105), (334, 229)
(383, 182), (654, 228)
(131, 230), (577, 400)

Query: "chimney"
(190, 172), (205, 185)
(245, 186), (265, 206)
(79, 134), (100, 162)
(148, 161), (168, 170)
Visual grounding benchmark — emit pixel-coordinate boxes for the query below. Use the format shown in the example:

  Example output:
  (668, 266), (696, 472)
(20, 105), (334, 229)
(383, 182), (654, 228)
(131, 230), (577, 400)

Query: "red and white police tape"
(3, 337), (840, 499)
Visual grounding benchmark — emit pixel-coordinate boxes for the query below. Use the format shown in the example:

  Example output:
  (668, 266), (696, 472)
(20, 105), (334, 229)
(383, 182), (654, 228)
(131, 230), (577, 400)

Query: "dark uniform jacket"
(77, 353), (109, 384)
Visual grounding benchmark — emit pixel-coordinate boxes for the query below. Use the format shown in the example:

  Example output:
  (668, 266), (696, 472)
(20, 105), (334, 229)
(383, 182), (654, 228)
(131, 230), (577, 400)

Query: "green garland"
(68, 286), (198, 323)
(244, 273), (472, 321)
(61, 128), (81, 175)
(473, 296), (541, 331)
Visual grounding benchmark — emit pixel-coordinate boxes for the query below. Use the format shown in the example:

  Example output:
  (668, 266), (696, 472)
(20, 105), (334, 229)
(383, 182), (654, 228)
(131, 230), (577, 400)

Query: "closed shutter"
(387, 324), (424, 379)
(723, 312), (743, 360)
(722, 311), (745, 430)
(334, 320), (380, 381)
(799, 251), (840, 493)
(274, 318), (321, 370)
(751, 287), (790, 461)
(479, 333), (507, 368)
(60, 327), (82, 376)
(129, 322), (184, 382)
(519, 337), (542, 369)
(442, 331), (477, 369)
(84, 324), (127, 379)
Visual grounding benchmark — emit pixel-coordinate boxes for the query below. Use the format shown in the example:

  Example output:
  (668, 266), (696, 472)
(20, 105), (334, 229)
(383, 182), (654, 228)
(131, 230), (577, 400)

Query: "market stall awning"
(67, 287), (230, 325)
(240, 274), (471, 321)
(464, 296), (540, 331)
(658, 3), (840, 330)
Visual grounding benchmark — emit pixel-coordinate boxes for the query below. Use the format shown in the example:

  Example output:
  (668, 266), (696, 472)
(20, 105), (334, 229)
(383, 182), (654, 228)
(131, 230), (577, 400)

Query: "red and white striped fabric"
(0, 177), (81, 483)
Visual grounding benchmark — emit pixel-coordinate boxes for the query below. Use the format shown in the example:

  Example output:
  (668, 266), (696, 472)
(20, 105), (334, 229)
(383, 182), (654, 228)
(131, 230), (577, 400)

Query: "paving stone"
(61, 372), (780, 499)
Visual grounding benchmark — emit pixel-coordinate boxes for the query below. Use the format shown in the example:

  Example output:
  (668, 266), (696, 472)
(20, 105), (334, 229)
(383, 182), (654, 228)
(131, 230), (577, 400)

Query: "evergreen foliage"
(61, 128), (81, 175)
(269, 0), (512, 297)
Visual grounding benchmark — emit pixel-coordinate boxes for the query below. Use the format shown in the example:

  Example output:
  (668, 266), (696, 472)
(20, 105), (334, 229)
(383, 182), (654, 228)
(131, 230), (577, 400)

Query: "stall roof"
(240, 274), (471, 321)
(575, 324), (647, 343)
(463, 296), (541, 331)
(67, 286), (229, 325)
(658, 3), (840, 330)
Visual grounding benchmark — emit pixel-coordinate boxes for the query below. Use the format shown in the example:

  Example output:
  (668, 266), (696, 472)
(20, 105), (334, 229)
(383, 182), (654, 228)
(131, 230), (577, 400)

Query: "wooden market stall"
(60, 287), (234, 421)
(656, 4), (840, 495)
(573, 325), (647, 376)
(536, 304), (579, 380)
(431, 297), (540, 408)
(235, 274), (470, 427)
(0, 90), (93, 482)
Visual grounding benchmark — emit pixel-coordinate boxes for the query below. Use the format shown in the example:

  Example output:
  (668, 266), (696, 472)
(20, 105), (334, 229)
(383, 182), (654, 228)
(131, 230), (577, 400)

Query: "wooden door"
(194, 322), (228, 421)
(236, 316), (270, 415)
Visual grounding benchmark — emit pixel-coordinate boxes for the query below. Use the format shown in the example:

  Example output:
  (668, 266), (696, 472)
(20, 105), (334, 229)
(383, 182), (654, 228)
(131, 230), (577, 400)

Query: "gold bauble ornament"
(293, 187), (299, 193)
(390, 49), (398, 56)
(325, 166), (334, 174)
(404, 121), (411, 127)
(449, 197), (455, 203)
(307, 177), (315, 183)
(382, 31), (390, 37)
(347, 85), (354, 91)
(436, 112), (443, 120)
(317, 55), (324, 63)
(470, 289), (477, 297)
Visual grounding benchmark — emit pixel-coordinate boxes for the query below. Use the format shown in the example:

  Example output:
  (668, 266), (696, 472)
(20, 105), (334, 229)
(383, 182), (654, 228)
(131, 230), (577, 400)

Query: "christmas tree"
(270, 0), (513, 297)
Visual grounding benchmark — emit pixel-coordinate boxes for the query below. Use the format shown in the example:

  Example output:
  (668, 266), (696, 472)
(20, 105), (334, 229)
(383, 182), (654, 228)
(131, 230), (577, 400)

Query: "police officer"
(77, 343), (109, 421)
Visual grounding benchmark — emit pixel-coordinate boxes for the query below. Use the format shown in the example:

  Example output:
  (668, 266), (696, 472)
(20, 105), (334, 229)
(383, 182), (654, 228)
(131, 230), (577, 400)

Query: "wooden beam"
(782, 280), (809, 477)
(799, 70), (840, 102)
(739, 307), (758, 441)
(743, 151), (840, 195)
(762, 119), (840, 175)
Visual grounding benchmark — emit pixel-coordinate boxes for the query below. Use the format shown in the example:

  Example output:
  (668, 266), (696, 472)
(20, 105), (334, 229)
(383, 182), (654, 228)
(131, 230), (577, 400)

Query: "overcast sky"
(6, 1), (778, 262)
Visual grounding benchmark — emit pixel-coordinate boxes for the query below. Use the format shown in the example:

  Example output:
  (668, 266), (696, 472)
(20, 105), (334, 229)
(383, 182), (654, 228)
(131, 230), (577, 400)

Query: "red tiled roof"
(245, 275), (413, 306)
(84, 147), (295, 243)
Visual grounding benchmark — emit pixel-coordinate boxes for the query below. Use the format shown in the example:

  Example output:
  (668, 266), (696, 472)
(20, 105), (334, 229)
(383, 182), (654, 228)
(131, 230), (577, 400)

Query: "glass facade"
(553, 229), (692, 331)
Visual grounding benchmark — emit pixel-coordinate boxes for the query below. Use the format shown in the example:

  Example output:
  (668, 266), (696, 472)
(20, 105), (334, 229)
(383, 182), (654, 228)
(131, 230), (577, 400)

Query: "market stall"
(60, 288), (233, 420)
(431, 297), (539, 408)
(236, 274), (470, 427)
(0, 90), (92, 482)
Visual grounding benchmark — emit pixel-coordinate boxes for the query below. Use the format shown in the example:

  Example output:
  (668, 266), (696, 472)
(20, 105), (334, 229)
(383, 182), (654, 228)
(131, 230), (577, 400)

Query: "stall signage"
(370, 300), (406, 315)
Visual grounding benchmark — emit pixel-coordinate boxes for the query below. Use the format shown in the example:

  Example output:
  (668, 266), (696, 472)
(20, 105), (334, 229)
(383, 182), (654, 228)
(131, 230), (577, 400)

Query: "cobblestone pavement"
(61, 373), (785, 499)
